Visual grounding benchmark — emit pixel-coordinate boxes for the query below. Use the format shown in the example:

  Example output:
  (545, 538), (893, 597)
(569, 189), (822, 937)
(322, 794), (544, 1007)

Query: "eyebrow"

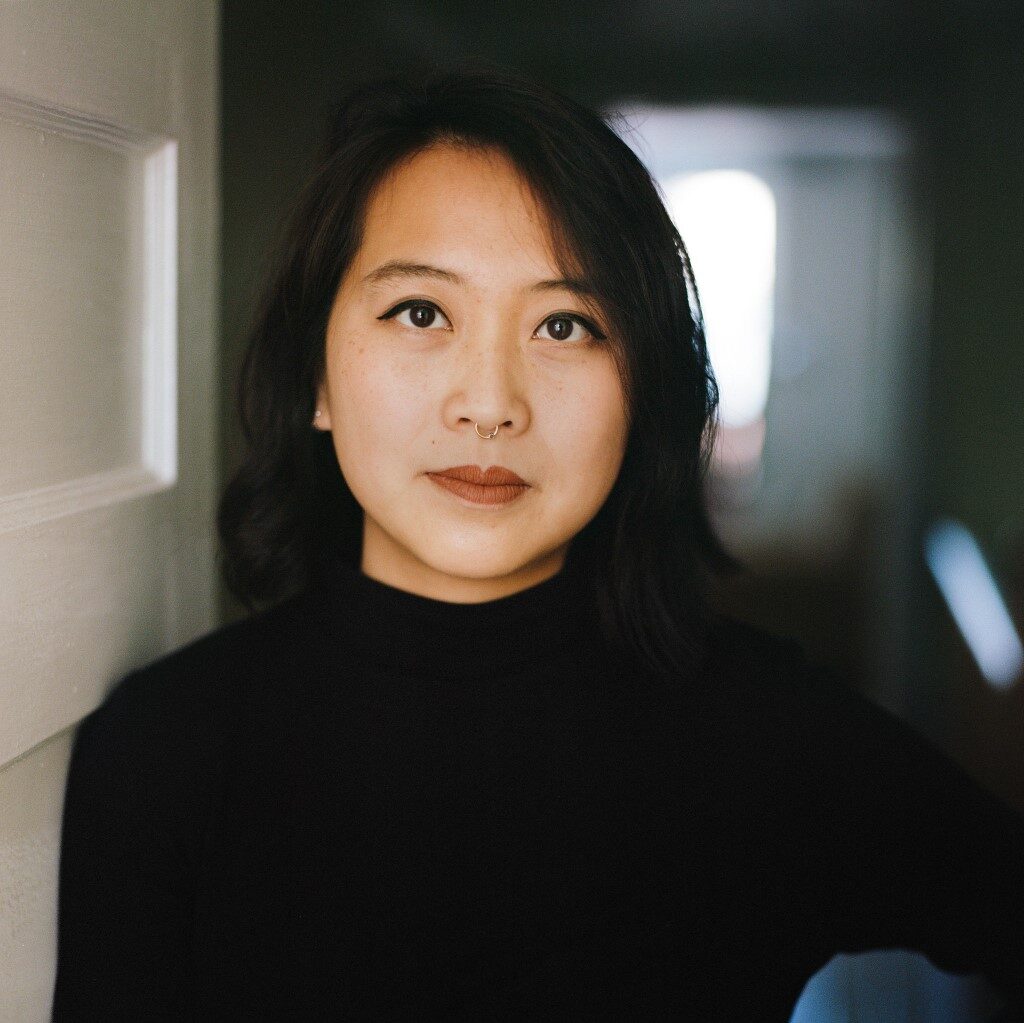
(360, 260), (599, 301)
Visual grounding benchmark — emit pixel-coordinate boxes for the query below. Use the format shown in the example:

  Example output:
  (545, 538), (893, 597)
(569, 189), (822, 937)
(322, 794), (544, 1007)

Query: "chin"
(425, 548), (533, 582)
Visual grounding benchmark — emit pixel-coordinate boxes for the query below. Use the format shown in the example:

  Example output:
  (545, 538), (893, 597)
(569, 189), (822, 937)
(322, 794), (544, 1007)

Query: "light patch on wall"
(662, 170), (776, 475)
(925, 518), (1023, 690)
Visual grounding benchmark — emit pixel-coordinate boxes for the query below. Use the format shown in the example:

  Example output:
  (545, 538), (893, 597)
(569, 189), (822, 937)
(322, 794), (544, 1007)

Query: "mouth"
(426, 464), (531, 506)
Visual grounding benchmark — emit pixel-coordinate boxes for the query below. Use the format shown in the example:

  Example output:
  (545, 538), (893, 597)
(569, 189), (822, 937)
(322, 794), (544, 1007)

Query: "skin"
(313, 143), (629, 603)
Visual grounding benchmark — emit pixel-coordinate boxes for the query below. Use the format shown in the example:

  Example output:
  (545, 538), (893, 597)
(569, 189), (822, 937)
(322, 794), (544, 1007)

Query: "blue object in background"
(790, 950), (1004, 1022)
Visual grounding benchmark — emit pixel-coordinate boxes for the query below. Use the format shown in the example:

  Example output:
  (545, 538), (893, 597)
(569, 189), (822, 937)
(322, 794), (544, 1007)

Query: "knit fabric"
(53, 552), (1024, 1020)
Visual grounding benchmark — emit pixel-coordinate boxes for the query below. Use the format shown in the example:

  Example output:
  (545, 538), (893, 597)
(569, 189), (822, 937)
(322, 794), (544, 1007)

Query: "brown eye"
(535, 313), (605, 343)
(378, 300), (452, 331)
(547, 316), (575, 340)
(408, 305), (436, 327)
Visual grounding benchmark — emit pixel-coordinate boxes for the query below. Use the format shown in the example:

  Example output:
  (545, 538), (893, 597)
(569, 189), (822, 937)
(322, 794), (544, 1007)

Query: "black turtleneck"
(53, 554), (1024, 1020)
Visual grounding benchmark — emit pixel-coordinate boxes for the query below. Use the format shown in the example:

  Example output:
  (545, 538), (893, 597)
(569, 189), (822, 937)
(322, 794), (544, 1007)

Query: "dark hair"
(218, 64), (740, 681)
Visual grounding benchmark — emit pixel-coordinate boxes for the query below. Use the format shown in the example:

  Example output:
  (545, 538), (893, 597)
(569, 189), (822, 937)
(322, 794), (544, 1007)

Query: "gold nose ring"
(474, 422), (500, 439)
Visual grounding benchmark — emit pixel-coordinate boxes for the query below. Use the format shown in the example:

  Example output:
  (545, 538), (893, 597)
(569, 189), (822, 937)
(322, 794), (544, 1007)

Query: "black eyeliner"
(545, 312), (607, 342)
(376, 298), (440, 321)
(577, 316), (608, 341)
(378, 301), (607, 341)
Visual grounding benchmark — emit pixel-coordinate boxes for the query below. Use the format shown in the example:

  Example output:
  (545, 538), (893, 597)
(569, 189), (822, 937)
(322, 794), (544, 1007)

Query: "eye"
(377, 299), (452, 331)
(534, 313), (607, 344)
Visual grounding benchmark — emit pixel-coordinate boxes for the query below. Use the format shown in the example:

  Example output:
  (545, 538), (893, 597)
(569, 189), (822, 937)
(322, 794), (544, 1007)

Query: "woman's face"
(314, 143), (629, 602)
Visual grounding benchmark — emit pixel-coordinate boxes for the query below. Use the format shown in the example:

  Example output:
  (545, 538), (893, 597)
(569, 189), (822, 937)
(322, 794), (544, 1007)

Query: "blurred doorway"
(611, 106), (928, 717)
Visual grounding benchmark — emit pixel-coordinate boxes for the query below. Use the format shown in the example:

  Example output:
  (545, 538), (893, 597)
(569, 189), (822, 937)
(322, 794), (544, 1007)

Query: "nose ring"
(474, 422), (500, 439)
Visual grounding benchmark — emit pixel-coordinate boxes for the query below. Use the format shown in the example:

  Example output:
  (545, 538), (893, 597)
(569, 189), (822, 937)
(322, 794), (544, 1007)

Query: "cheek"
(550, 366), (628, 488)
(331, 340), (423, 475)
(359, 343), (428, 415)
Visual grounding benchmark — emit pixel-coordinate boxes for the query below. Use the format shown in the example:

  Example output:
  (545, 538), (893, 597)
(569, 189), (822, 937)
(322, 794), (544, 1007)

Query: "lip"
(426, 464), (531, 506)
(430, 465), (528, 486)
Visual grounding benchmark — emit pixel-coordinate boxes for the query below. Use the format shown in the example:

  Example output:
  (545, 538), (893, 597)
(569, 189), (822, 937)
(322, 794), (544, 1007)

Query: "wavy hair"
(218, 64), (741, 681)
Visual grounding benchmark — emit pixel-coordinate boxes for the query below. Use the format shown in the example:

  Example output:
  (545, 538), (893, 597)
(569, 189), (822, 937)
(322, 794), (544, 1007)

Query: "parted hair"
(217, 63), (740, 681)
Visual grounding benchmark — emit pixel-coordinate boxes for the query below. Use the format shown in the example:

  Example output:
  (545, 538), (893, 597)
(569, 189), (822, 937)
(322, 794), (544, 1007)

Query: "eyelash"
(377, 299), (607, 343)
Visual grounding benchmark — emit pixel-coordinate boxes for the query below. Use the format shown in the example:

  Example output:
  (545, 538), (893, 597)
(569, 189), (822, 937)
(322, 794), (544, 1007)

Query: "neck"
(305, 541), (601, 681)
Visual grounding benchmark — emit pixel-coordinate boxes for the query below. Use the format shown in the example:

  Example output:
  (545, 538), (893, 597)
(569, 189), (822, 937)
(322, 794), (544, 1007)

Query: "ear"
(313, 383), (332, 430)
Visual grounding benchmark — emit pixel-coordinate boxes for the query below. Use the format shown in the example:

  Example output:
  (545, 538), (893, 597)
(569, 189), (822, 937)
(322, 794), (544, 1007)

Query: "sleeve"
(795, 658), (1024, 1020)
(52, 671), (204, 1020)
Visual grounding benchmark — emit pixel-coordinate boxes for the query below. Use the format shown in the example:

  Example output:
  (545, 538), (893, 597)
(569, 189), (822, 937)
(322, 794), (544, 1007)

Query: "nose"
(441, 322), (530, 439)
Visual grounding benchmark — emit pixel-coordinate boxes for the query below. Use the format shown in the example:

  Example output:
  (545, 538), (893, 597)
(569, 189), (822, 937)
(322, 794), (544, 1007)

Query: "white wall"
(0, 732), (74, 1019)
(0, 2), (220, 1017)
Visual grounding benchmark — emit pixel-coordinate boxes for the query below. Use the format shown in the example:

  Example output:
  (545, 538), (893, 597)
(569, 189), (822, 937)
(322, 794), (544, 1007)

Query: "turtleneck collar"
(304, 548), (602, 680)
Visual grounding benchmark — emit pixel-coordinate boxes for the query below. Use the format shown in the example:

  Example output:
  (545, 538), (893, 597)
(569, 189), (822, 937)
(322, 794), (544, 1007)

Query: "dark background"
(219, 1), (1024, 813)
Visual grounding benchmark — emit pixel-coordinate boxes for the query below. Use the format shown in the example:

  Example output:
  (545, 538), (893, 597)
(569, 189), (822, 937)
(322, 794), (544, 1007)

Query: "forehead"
(354, 144), (564, 275)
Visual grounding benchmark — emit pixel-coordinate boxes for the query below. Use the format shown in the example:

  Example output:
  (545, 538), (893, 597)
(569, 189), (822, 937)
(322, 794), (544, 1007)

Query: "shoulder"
(703, 613), (886, 730)
(696, 614), (932, 793)
(60, 590), (334, 858)
(700, 615), (1024, 827)
(700, 613), (829, 722)
(703, 614), (809, 678)
(72, 590), (321, 771)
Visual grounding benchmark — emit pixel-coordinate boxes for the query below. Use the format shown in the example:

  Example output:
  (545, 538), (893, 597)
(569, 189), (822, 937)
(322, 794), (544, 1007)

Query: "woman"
(54, 67), (1024, 1020)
